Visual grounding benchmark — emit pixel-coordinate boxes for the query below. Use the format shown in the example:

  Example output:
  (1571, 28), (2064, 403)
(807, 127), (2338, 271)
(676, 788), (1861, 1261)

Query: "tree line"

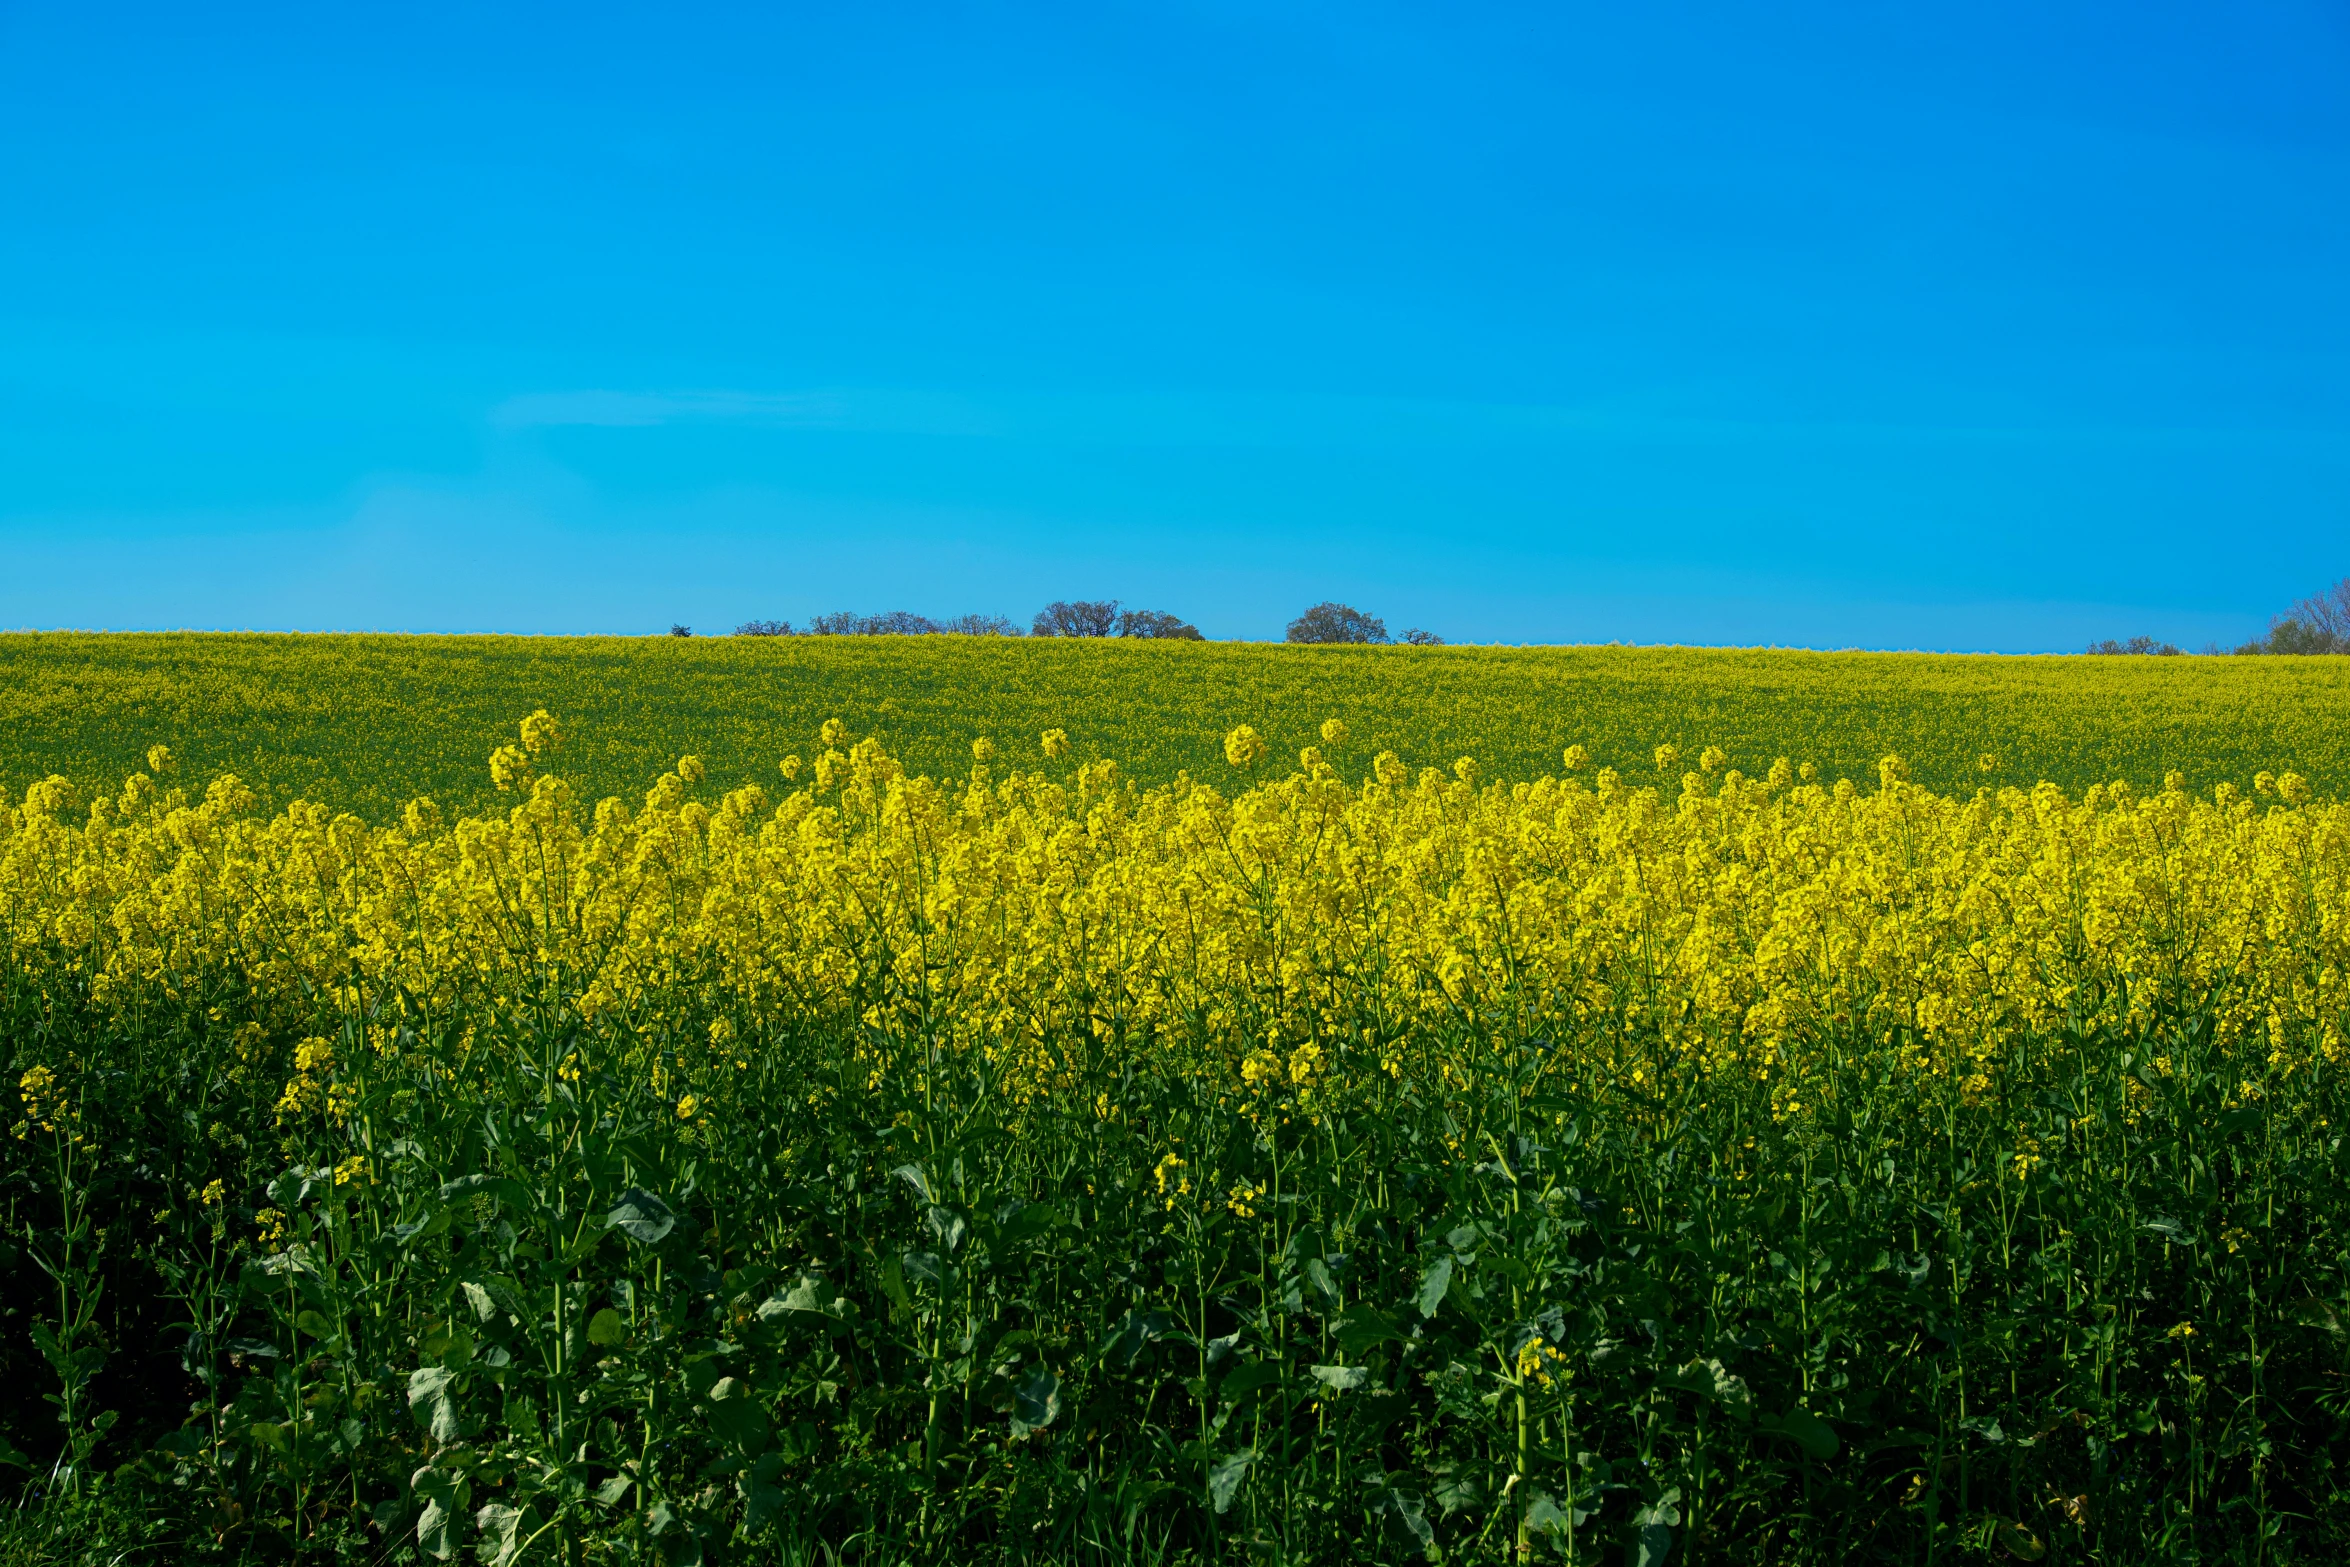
(704, 600), (1445, 644)
(2093, 576), (2349, 656)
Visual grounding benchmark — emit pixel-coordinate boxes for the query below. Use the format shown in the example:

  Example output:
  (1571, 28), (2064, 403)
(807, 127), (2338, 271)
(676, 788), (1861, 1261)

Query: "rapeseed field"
(2, 698), (2345, 1564)
(5, 631), (2349, 821)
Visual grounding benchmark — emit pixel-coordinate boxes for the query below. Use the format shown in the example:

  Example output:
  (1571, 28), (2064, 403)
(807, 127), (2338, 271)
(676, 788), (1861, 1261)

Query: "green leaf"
(1760, 1407), (1839, 1461)
(1208, 1447), (1253, 1514)
(294, 1309), (336, 1341)
(438, 1174), (532, 1213)
(1387, 1489), (1436, 1557)
(1992, 1517), (2047, 1561)
(587, 1308), (627, 1347)
(412, 1465), (467, 1560)
(1415, 1255), (1454, 1319)
(408, 1366), (464, 1443)
(1630, 1486), (1683, 1566)
(1430, 1466), (1482, 1516)
(1330, 1310), (1399, 1356)
(703, 1378), (770, 1454)
(996, 1200), (1065, 1245)
(877, 1253), (912, 1310)
(606, 1188), (677, 1244)
(1101, 1308), (1177, 1369)
(765, 1271), (839, 1320)
(1663, 1357), (1752, 1412)
(1308, 1363), (1370, 1396)
(1523, 1489), (1569, 1541)
(472, 1501), (526, 1567)
(461, 1282), (498, 1325)
(1221, 1359), (1285, 1402)
(924, 1204), (968, 1256)
(1010, 1364), (1061, 1435)
(593, 1474), (634, 1507)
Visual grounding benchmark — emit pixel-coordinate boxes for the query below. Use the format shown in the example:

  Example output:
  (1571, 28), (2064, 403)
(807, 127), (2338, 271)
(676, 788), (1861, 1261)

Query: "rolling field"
(4, 631), (2349, 821)
(3, 636), (2349, 1564)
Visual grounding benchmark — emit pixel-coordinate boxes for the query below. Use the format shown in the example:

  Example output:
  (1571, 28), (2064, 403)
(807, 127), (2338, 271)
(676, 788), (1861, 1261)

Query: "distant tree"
(669, 624), (693, 638)
(2234, 577), (2350, 654)
(801, 610), (1018, 636)
(2086, 636), (2182, 656)
(2244, 620), (2348, 655)
(1402, 627), (1445, 647)
(1032, 600), (1121, 637)
(1286, 603), (1388, 645)
(808, 611), (934, 635)
(1115, 608), (1204, 640)
(734, 619), (795, 636)
(2290, 577), (2350, 639)
(935, 613), (1021, 637)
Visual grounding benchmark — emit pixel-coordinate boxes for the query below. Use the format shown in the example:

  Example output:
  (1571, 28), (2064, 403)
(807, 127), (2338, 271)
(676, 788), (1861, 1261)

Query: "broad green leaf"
(1387, 1489), (1436, 1555)
(293, 1309), (336, 1341)
(1631, 1486), (1683, 1567)
(1415, 1255), (1454, 1319)
(1523, 1489), (1569, 1540)
(606, 1188), (677, 1244)
(703, 1378), (770, 1454)
(925, 1204), (968, 1255)
(438, 1174), (532, 1213)
(1663, 1357), (1751, 1411)
(461, 1282), (497, 1325)
(1993, 1517), (2047, 1561)
(1101, 1308), (1176, 1369)
(412, 1465), (466, 1560)
(587, 1308), (627, 1347)
(593, 1474), (634, 1507)
(1208, 1448), (1253, 1514)
(1010, 1364), (1061, 1435)
(1221, 1359), (1284, 1402)
(766, 1271), (839, 1319)
(743, 1481), (786, 1530)
(473, 1501), (526, 1567)
(1307, 1363), (1370, 1396)
(995, 1200), (1064, 1244)
(408, 1366), (464, 1443)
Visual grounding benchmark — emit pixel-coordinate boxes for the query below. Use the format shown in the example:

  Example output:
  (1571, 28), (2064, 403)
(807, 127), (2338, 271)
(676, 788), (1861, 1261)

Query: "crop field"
(2, 641), (2348, 1565)
(5, 632), (2350, 821)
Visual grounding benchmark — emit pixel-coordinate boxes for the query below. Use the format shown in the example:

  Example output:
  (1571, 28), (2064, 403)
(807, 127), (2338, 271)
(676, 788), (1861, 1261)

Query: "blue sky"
(3, 1), (2345, 648)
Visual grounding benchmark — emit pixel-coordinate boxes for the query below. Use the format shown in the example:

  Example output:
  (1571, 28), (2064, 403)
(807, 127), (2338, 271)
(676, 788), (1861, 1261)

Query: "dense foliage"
(7, 633), (2350, 827)
(1, 718), (2346, 1563)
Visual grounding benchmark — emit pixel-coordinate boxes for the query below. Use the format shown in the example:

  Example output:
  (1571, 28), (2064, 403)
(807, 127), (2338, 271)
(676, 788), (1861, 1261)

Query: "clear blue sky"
(3, 2), (2344, 648)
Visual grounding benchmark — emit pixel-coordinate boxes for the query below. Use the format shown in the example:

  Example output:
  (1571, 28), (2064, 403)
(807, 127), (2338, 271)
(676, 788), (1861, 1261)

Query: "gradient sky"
(3, 2), (2346, 648)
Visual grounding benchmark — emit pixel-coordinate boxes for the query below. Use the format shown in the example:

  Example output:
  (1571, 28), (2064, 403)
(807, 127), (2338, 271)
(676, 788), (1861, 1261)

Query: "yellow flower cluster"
(2, 717), (2344, 1114)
